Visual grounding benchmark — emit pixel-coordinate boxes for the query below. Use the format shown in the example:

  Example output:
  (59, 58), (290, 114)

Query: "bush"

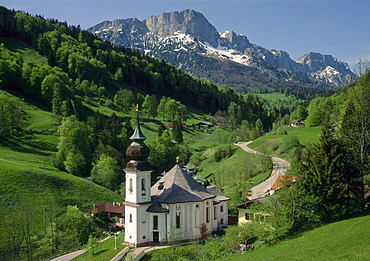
(214, 145), (236, 162)
(277, 128), (288, 135)
(278, 136), (300, 155)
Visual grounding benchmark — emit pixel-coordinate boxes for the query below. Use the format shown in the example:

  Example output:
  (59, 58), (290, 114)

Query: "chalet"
(290, 119), (305, 127)
(193, 121), (214, 130)
(124, 118), (229, 246)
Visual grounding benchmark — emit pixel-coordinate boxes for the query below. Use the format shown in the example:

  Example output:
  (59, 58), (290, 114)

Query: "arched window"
(176, 211), (181, 228)
(129, 213), (132, 223)
(176, 205), (181, 228)
(195, 204), (200, 227)
(129, 178), (133, 193)
(141, 178), (146, 195)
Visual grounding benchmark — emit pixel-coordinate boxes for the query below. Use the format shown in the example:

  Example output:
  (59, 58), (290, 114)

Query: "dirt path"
(0, 158), (27, 166)
(235, 141), (290, 199)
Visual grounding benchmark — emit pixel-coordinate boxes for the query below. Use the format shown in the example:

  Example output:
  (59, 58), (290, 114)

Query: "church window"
(129, 178), (133, 193)
(176, 212), (181, 228)
(195, 204), (200, 226)
(141, 178), (146, 195)
(153, 215), (158, 230)
(129, 213), (132, 223)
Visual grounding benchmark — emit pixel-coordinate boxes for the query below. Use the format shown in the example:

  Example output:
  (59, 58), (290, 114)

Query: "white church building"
(124, 120), (229, 246)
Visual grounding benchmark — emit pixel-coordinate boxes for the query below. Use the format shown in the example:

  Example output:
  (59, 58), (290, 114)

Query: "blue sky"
(3, 0), (370, 69)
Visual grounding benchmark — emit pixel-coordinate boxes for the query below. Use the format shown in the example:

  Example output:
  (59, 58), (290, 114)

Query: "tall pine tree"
(297, 118), (362, 223)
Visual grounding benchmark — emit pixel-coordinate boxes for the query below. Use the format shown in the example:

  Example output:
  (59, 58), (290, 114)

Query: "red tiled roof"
(271, 176), (297, 190)
(89, 203), (125, 214)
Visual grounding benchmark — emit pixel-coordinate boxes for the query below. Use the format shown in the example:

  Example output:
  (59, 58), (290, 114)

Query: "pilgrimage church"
(124, 119), (229, 246)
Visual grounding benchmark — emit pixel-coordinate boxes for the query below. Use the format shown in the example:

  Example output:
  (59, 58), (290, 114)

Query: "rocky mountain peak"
(219, 30), (253, 50)
(296, 52), (350, 75)
(89, 10), (355, 90)
(144, 9), (220, 48)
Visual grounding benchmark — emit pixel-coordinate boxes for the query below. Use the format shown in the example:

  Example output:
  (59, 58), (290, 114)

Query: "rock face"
(89, 9), (355, 91)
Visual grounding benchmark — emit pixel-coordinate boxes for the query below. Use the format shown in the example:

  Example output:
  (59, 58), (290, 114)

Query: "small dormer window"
(158, 182), (164, 190)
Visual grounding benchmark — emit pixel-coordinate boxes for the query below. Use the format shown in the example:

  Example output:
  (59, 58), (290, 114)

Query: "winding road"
(235, 141), (290, 199)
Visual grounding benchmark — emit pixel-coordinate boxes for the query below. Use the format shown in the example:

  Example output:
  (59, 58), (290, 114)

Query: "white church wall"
(124, 205), (138, 244)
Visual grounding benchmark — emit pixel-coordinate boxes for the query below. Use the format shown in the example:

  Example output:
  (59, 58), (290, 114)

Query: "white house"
(124, 119), (229, 246)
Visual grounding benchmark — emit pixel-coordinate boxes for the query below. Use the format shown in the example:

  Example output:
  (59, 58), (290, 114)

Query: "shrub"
(214, 145), (236, 162)
(278, 136), (300, 155)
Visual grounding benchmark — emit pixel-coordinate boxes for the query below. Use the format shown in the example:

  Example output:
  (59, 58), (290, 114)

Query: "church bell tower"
(124, 107), (152, 246)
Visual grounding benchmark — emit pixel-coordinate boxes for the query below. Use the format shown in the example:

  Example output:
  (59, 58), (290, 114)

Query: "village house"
(124, 118), (229, 246)
(269, 176), (297, 196)
(290, 119), (305, 127)
(86, 202), (125, 225)
(193, 121), (215, 130)
(229, 197), (269, 224)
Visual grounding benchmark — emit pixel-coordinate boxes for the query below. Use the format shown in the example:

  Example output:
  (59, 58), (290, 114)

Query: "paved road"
(49, 249), (86, 261)
(235, 141), (290, 199)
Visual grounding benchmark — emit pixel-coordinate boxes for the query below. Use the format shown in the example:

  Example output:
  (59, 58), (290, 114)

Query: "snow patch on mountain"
(201, 42), (252, 66)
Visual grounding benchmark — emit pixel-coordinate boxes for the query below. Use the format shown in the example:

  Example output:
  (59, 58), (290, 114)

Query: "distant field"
(223, 214), (370, 260)
(249, 126), (321, 159)
(278, 126), (322, 145)
(257, 92), (288, 101)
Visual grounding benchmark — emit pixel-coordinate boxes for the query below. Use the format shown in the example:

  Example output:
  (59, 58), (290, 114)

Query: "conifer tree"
(297, 117), (362, 223)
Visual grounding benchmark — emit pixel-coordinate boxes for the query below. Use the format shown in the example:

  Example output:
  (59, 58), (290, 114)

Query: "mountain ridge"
(89, 9), (355, 91)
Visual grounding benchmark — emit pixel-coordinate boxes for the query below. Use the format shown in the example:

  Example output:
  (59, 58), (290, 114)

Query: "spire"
(130, 104), (146, 141)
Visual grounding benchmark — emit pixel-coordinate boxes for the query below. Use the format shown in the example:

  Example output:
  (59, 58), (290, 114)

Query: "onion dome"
(125, 119), (150, 160)
(125, 110), (151, 171)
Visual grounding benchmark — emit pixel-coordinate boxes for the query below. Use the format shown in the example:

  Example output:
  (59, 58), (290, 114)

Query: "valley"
(0, 5), (369, 261)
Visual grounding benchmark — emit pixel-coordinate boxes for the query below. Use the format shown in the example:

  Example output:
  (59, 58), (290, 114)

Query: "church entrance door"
(153, 232), (159, 244)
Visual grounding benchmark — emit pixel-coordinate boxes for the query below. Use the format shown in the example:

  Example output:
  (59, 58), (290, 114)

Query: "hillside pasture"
(226, 214), (370, 260)
(249, 126), (322, 160)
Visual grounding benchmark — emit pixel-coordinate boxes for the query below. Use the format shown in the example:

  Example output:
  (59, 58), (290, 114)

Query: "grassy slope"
(73, 233), (126, 261)
(248, 126), (322, 160)
(0, 89), (122, 212)
(225, 215), (370, 261)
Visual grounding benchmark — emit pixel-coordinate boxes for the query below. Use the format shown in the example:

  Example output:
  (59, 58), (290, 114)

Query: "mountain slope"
(89, 9), (355, 91)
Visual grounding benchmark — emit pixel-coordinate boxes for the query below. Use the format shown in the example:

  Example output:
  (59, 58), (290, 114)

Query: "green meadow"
(225, 214), (370, 261)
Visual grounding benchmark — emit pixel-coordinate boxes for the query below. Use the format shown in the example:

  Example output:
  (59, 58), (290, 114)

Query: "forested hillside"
(0, 6), (272, 121)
